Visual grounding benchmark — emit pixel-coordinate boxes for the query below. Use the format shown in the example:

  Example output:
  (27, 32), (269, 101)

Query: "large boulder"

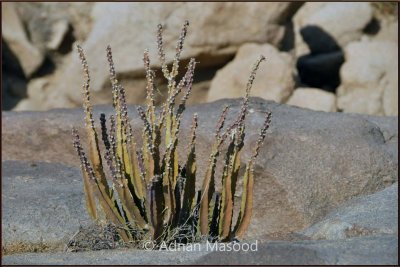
(3, 164), (397, 264)
(293, 2), (373, 58)
(2, 161), (92, 254)
(194, 235), (397, 265)
(23, 2), (299, 111)
(301, 183), (398, 240)
(286, 88), (337, 112)
(2, 247), (210, 265)
(2, 98), (397, 241)
(337, 40), (398, 116)
(207, 43), (295, 103)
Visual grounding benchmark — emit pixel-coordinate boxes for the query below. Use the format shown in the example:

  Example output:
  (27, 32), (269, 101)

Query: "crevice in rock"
(363, 17), (381, 35)
(2, 40), (28, 110)
(277, 2), (305, 52)
(56, 23), (76, 55)
(296, 25), (344, 93)
(30, 56), (56, 79)
(276, 2), (305, 25)
(279, 21), (295, 52)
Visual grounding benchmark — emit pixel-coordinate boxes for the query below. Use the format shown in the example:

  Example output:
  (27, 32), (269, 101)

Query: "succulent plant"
(72, 21), (271, 245)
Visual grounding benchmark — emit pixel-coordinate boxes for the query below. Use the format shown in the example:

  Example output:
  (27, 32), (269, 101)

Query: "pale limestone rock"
(207, 43), (295, 103)
(293, 3), (373, 57)
(337, 40), (398, 116)
(46, 20), (70, 50)
(2, 2), (44, 77)
(32, 2), (299, 110)
(286, 88), (337, 112)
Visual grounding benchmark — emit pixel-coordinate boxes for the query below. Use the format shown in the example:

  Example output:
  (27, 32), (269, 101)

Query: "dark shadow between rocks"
(363, 17), (381, 35)
(2, 40), (28, 110)
(296, 25), (345, 93)
(57, 23), (76, 55)
(280, 20), (295, 52)
(277, 2), (305, 52)
(30, 56), (56, 78)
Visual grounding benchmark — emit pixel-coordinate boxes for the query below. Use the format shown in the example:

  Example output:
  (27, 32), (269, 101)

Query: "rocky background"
(2, 2), (398, 116)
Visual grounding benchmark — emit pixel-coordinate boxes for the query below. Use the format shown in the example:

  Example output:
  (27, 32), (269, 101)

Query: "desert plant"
(72, 21), (272, 246)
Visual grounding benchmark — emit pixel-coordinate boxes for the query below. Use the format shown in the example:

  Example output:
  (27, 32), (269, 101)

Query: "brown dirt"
(345, 224), (378, 238)
(2, 242), (54, 255)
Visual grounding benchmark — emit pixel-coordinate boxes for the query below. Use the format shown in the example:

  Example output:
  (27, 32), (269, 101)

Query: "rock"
(286, 88), (336, 112)
(2, 40), (28, 110)
(373, 20), (398, 43)
(186, 80), (210, 105)
(14, 98), (44, 112)
(337, 40), (398, 116)
(296, 51), (344, 90)
(2, 245), (211, 265)
(2, 74), (27, 99)
(2, 98), (397, 240)
(337, 85), (383, 115)
(293, 3), (373, 57)
(46, 19), (70, 51)
(369, 3), (398, 43)
(354, 113), (398, 162)
(14, 2), (94, 50)
(2, 161), (92, 254)
(302, 183), (398, 240)
(293, 3), (373, 91)
(3, 234), (397, 265)
(207, 43), (295, 103)
(2, 2), (44, 77)
(2, 81), (24, 112)
(27, 2), (299, 110)
(194, 235), (398, 265)
(298, 25), (341, 55)
(14, 77), (50, 111)
(382, 67), (398, 116)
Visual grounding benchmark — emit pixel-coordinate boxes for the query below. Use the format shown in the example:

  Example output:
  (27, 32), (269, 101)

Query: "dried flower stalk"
(73, 21), (271, 245)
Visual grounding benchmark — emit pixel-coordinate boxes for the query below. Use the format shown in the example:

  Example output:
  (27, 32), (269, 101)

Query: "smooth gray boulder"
(301, 183), (398, 240)
(1, 247), (211, 265)
(2, 161), (92, 254)
(195, 235), (398, 265)
(2, 98), (398, 240)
